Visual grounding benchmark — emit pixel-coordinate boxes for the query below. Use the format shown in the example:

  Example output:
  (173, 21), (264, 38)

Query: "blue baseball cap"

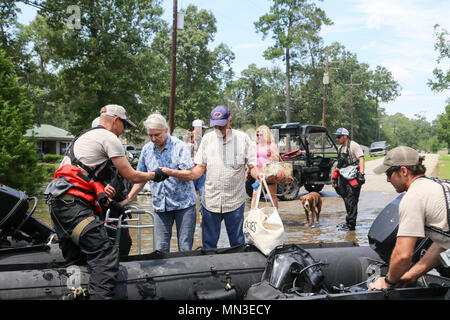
(210, 105), (231, 127)
(334, 127), (349, 136)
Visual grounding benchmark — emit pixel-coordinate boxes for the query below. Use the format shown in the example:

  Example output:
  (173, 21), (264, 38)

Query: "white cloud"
(352, 0), (450, 41)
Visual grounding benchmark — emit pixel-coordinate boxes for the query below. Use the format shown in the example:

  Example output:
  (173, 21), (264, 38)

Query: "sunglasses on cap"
(385, 166), (401, 178)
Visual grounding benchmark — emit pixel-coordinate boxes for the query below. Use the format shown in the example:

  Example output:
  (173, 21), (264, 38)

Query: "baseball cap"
(101, 104), (136, 128)
(373, 146), (421, 174)
(192, 119), (208, 128)
(91, 116), (100, 128)
(210, 105), (231, 127)
(334, 127), (349, 136)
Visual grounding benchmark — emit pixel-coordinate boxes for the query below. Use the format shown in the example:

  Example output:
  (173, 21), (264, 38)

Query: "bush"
(42, 153), (64, 163)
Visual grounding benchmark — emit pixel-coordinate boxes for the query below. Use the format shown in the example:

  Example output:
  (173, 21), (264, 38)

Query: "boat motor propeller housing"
(0, 184), (55, 244)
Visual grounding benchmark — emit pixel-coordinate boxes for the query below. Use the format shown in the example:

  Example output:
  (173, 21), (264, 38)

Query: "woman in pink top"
(251, 125), (280, 209)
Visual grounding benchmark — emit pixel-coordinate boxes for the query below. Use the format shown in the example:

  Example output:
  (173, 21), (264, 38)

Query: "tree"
(224, 64), (286, 127)
(35, 0), (165, 139)
(428, 24), (450, 92)
(0, 0), (20, 60)
(165, 5), (234, 128)
(0, 47), (45, 195)
(433, 102), (450, 150)
(369, 66), (401, 141)
(381, 113), (434, 151)
(428, 24), (449, 151)
(255, 0), (332, 124)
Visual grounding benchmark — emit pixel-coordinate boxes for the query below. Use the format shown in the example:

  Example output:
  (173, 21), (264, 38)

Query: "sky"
(16, 0), (450, 123)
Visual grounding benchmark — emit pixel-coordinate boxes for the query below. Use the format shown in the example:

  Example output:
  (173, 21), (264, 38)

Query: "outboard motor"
(0, 184), (55, 245)
(262, 244), (325, 293)
(368, 193), (432, 264)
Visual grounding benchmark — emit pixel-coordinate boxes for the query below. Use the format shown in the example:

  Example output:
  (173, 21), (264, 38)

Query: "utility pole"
(168, 0), (178, 134)
(345, 74), (362, 140)
(317, 52), (339, 127)
(322, 54), (329, 127)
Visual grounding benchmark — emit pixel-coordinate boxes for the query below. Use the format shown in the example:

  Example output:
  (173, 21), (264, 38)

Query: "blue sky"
(17, 0), (450, 123)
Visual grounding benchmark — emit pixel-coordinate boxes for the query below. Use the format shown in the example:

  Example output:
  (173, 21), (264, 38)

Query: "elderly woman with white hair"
(120, 113), (198, 252)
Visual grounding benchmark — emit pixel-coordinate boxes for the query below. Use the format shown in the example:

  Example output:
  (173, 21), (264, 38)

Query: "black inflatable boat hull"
(0, 242), (383, 300)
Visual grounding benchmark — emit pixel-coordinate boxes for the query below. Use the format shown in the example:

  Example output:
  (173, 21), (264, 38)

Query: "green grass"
(436, 153), (450, 180)
(365, 154), (384, 162)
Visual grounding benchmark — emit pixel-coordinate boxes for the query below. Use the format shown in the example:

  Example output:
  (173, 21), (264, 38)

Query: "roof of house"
(24, 124), (74, 140)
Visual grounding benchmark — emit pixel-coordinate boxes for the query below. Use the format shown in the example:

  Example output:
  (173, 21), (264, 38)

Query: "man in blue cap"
(332, 127), (365, 231)
(161, 105), (262, 248)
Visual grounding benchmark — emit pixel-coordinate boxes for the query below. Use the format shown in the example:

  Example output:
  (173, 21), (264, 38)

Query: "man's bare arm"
(111, 156), (155, 183)
(160, 164), (206, 181)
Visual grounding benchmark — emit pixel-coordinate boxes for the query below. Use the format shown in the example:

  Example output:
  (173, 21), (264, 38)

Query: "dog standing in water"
(300, 192), (322, 227)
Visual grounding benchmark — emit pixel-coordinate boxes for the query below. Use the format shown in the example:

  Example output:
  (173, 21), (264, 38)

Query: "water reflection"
(33, 187), (399, 254)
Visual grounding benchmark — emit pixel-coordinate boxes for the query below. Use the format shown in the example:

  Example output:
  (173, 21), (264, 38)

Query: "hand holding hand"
(153, 167), (169, 182)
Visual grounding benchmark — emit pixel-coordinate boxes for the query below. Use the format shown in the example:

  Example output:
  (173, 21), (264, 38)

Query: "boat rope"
(0, 266), (266, 292)
(120, 266), (266, 284)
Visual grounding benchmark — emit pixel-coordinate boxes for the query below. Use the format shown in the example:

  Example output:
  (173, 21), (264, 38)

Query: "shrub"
(0, 48), (45, 195)
(42, 153), (64, 163)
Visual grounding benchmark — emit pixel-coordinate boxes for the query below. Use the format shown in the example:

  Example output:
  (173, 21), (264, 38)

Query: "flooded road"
(31, 153), (438, 255)
(33, 185), (399, 254)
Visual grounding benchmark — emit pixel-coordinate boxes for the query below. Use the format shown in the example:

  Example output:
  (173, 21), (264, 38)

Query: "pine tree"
(0, 47), (45, 195)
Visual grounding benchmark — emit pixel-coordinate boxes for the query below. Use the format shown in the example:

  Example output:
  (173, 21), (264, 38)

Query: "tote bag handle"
(254, 177), (276, 209)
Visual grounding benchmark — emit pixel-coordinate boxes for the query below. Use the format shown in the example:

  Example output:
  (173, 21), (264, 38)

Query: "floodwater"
(32, 185), (399, 255)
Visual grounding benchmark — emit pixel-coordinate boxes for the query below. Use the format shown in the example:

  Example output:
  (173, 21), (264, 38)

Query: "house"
(24, 124), (74, 155)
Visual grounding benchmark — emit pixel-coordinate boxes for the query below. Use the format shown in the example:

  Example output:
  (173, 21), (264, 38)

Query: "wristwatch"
(384, 277), (396, 287)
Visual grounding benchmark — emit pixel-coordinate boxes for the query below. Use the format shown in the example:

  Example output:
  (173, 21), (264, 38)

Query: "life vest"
(50, 125), (113, 210)
(54, 164), (107, 209)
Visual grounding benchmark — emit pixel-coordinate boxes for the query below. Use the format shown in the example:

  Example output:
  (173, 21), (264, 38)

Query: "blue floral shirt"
(137, 135), (197, 213)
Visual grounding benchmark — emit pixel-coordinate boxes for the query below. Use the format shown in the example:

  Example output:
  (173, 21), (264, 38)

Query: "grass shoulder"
(436, 153), (450, 180)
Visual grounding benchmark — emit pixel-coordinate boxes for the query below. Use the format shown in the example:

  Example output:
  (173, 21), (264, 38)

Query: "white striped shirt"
(194, 129), (257, 213)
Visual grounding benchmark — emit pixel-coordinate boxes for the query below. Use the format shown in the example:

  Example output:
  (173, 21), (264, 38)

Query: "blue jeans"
(193, 173), (206, 199)
(200, 202), (246, 249)
(153, 205), (196, 252)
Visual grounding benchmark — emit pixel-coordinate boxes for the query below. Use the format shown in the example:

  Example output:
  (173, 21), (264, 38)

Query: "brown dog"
(300, 192), (322, 227)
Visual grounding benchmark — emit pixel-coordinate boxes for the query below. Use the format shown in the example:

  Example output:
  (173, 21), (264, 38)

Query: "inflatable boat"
(1, 184), (449, 300)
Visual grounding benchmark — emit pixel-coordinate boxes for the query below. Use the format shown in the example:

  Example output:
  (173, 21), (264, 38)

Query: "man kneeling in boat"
(369, 146), (450, 290)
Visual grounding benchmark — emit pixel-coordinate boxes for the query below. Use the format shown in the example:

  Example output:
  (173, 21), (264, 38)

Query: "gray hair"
(143, 113), (168, 130)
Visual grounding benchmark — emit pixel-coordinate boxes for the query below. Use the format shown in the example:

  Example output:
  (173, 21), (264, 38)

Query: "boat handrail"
(103, 206), (155, 255)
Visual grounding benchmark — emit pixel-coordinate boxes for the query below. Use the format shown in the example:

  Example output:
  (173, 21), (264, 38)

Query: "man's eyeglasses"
(385, 166), (401, 178)
(335, 135), (342, 139)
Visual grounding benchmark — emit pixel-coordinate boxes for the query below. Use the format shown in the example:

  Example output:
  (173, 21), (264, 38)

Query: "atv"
(246, 122), (339, 201)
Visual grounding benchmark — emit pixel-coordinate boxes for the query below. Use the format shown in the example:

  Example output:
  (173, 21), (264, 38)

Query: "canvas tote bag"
(243, 178), (285, 255)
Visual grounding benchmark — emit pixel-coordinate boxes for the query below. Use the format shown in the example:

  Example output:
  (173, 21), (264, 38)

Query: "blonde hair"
(144, 113), (168, 130)
(256, 125), (273, 144)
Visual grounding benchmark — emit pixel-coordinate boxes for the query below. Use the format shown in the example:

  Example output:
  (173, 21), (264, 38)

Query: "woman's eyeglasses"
(385, 166), (401, 178)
